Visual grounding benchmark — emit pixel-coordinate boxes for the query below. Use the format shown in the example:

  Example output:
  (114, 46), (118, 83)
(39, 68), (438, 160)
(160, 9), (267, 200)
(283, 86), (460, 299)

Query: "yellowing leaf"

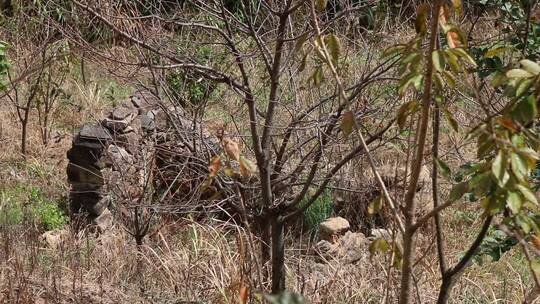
(506, 69), (534, 79)
(435, 157), (451, 179)
(340, 111), (356, 138)
(439, 5), (450, 28)
(368, 196), (384, 215)
(369, 238), (390, 256)
(222, 138), (241, 161)
(507, 191), (523, 214)
(313, 65), (324, 87)
(452, 0), (463, 16)
(532, 258), (540, 277)
(484, 47), (509, 58)
(239, 156), (256, 177)
(224, 167), (234, 177)
(324, 33), (341, 66)
(432, 50), (445, 72)
(294, 33), (308, 53)
(315, 0), (327, 12)
(532, 235), (540, 250)
(397, 100), (419, 131)
(492, 150), (509, 187)
(497, 117), (518, 132)
(520, 59), (540, 75)
(517, 184), (538, 205)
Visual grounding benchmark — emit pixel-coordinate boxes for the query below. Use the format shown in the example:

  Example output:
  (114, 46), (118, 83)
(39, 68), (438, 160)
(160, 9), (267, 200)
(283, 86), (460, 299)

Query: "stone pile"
(315, 217), (368, 264)
(67, 91), (156, 229)
(67, 89), (224, 230)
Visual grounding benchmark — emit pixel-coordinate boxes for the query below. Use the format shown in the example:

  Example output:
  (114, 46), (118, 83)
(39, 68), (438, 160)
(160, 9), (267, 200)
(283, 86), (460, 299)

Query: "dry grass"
(0, 14), (537, 304)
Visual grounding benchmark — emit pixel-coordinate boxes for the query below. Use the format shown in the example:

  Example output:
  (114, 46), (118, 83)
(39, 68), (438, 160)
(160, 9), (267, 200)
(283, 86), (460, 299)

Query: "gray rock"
(102, 113), (136, 132)
(137, 114), (155, 132)
(79, 123), (111, 140)
(67, 163), (104, 185)
(151, 109), (168, 130)
(315, 231), (367, 264)
(339, 231), (368, 263)
(42, 229), (70, 249)
(111, 103), (137, 120)
(82, 195), (110, 216)
(92, 209), (113, 233)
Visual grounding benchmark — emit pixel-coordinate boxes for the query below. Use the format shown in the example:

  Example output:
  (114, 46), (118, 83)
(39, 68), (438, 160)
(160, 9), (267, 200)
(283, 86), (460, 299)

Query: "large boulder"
(319, 216), (350, 242)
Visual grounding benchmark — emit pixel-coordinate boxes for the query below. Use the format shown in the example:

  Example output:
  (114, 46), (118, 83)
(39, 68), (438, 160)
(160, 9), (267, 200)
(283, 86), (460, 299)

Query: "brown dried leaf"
(208, 156), (221, 178)
(222, 138), (240, 161)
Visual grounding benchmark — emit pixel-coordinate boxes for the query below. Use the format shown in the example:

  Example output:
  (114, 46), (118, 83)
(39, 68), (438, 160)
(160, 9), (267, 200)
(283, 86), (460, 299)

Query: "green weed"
(301, 190), (333, 236)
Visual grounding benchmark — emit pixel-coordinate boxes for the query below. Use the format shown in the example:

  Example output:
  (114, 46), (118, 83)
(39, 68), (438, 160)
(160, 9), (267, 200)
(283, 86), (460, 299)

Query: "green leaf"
(491, 150), (509, 187)
(435, 157), (451, 179)
(481, 195), (505, 215)
(398, 72), (422, 96)
(450, 48), (477, 67)
(517, 184), (538, 205)
(445, 50), (461, 73)
(515, 79), (533, 97)
(520, 59), (540, 75)
(507, 191), (523, 214)
(449, 182), (469, 202)
(506, 69), (534, 78)
(510, 152), (528, 181)
(517, 214), (532, 234)
(432, 50), (445, 72)
(470, 171), (493, 197)
(512, 95), (537, 125)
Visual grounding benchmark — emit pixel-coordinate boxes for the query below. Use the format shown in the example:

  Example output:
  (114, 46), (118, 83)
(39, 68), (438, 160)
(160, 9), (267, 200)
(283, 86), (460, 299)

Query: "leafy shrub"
(0, 192), (23, 226)
(32, 201), (68, 230)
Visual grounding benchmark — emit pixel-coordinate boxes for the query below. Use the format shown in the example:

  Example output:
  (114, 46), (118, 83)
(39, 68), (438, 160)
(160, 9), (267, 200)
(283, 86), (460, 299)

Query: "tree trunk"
(21, 118), (28, 157)
(261, 216), (271, 269)
(437, 275), (454, 304)
(271, 217), (285, 294)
